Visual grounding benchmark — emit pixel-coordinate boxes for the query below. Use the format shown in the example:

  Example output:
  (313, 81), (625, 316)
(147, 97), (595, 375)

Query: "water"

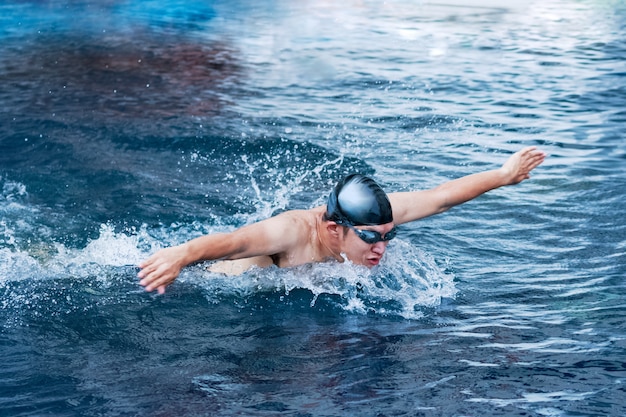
(1, 0), (625, 415)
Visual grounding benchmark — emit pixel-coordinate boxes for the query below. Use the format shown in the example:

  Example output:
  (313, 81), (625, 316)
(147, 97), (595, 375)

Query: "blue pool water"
(1, 0), (625, 415)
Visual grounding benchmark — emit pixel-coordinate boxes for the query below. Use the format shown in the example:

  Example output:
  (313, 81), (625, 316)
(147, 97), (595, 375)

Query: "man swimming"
(138, 146), (546, 294)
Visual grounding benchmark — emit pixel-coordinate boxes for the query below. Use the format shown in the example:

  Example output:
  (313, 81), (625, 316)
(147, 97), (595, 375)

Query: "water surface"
(1, 1), (625, 416)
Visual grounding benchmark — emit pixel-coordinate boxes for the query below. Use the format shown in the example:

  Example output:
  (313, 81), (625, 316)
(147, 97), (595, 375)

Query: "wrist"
(495, 167), (514, 186)
(177, 242), (197, 266)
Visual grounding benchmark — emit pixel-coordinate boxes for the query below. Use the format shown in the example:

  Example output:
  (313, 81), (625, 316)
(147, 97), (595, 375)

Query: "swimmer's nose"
(371, 241), (386, 255)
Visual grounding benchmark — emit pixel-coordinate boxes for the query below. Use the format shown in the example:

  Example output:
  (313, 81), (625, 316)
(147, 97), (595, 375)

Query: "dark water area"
(1, 0), (626, 416)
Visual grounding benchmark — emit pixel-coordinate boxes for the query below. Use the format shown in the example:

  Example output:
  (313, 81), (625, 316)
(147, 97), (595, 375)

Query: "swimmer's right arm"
(137, 214), (298, 294)
(137, 234), (226, 294)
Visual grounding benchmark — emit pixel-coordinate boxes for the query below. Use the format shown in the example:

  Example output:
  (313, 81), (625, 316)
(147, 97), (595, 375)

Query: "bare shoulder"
(238, 207), (321, 264)
(270, 207), (323, 230)
(247, 207), (321, 236)
(264, 207), (325, 267)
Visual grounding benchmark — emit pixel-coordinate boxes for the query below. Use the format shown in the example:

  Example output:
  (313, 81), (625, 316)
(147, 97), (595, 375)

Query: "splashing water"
(0, 174), (454, 321)
(2, 1), (626, 415)
(191, 237), (455, 320)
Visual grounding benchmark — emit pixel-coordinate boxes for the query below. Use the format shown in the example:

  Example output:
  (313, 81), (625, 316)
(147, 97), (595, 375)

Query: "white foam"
(0, 175), (455, 319)
(194, 238), (456, 319)
(0, 216), (456, 319)
(61, 224), (148, 267)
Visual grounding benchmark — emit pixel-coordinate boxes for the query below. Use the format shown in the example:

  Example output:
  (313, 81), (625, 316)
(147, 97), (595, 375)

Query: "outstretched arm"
(137, 213), (299, 294)
(388, 146), (546, 225)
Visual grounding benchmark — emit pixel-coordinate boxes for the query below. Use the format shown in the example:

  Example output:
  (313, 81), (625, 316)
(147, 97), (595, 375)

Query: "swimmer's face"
(341, 222), (396, 267)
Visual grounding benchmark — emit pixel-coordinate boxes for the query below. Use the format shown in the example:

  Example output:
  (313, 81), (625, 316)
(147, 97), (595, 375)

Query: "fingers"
(139, 268), (171, 292)
(525, 149), (546, 171)
(519, 145), (537, 155)
(519, 146), (544, 159)
(141, 277), (168, 294)
(518, 146), (546, 169)
(136, 261), (153, 279)
(502, 147), (546, 185)
(137, 253), (159, 278)
(137, 258), (175, 294)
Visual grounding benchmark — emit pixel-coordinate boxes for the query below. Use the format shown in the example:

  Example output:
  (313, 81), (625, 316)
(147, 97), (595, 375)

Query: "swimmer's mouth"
(367, 257), (381, 267)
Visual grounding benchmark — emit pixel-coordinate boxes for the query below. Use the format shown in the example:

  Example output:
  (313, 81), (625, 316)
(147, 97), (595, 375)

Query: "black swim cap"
(325, 174), (393, 226)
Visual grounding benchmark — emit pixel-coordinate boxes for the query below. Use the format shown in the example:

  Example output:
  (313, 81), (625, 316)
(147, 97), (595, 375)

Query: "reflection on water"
(1, 33), (242, 119)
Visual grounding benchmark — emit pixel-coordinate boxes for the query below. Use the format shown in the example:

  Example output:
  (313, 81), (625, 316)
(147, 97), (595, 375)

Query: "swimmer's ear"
(326, 221), (343, 238)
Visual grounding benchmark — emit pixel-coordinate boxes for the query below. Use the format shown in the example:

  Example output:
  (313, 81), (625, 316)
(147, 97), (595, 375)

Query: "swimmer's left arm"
(389, 146), (546, 225)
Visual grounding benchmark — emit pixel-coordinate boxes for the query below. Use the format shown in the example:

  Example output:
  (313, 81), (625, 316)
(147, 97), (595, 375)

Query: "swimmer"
(138, 146), (546, 294)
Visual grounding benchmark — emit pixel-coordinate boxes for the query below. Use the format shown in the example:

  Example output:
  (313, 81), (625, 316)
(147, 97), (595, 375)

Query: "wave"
(0, 171), (456, 322)
(197, 237), (456, 319)
(0, 221), (456, 323)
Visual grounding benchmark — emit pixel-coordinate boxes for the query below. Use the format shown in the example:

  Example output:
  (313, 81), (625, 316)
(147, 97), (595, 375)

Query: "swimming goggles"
(343, 222), (397, 244)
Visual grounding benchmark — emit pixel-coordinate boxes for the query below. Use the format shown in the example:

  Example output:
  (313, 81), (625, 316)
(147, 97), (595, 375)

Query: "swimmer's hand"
(137, 245), (188, 294)
(500, 146), (546, 185)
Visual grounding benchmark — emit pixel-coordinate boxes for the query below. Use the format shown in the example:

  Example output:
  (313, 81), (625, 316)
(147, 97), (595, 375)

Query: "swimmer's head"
(324, 174), (393, 226)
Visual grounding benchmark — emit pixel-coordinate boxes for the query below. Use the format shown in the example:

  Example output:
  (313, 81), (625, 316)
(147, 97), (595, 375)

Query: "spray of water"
(0, 168), (455, 320)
